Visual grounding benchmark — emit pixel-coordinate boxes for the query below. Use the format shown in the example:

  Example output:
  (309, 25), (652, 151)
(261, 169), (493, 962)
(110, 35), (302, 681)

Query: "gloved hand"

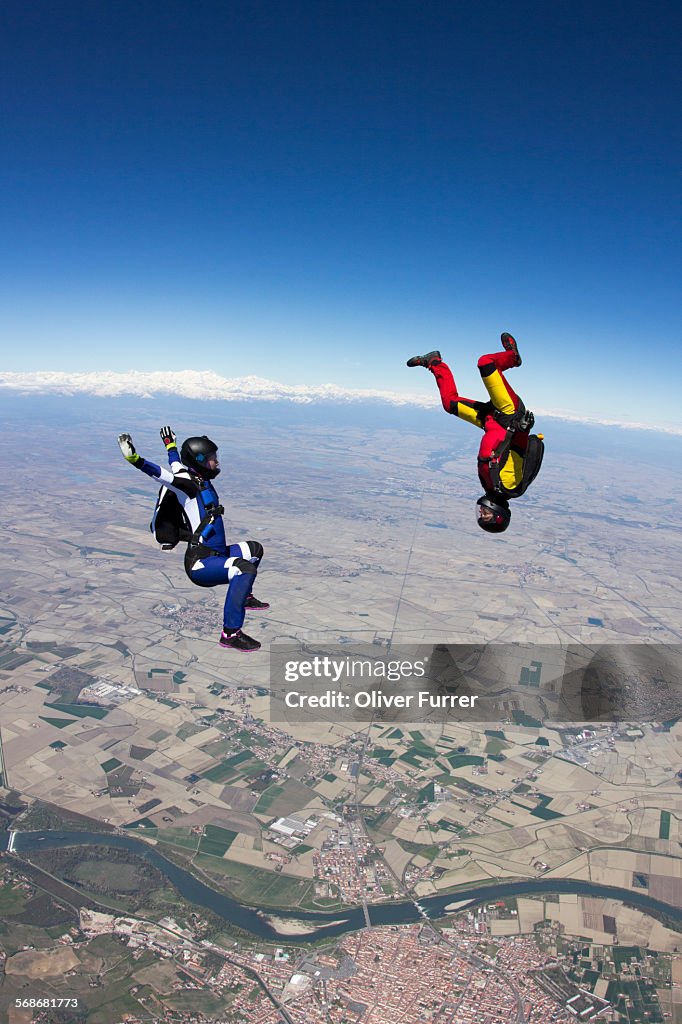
(160, 425), (177, 449)
(518, 409), (535, 433)
(118, 433), (141, 465)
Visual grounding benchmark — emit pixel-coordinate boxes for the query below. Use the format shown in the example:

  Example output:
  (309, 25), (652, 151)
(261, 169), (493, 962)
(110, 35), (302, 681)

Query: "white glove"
(118, 433), (140, 464)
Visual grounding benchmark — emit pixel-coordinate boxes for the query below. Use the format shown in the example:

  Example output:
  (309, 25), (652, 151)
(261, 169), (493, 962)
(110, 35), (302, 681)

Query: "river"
(3, 830), (680, 943)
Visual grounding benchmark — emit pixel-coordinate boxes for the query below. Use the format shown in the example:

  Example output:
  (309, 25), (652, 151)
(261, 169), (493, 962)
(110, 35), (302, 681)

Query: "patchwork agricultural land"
(0, 398), (681, 1022)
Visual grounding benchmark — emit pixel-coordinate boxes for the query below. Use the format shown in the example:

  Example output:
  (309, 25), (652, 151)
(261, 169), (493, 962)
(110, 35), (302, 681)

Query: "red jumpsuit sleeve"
(477, 422), (509, 492)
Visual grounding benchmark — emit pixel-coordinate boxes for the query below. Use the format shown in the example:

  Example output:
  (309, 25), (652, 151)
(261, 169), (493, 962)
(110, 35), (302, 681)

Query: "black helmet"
(476, 495), (510, 533)
(180, 436), (220, 478)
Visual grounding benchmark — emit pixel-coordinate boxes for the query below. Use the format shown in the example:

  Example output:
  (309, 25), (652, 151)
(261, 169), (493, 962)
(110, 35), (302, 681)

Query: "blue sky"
(1, 1), (680, 425)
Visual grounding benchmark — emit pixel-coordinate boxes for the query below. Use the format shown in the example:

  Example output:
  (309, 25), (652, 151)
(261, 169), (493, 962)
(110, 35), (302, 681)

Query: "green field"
(398, 839), (441, 860)
(437, 819), (468, 834)
(145, 827), (201, 852)
(485, 737), (509, 755)
(200, 737), (238, 758)
(659, 810), (671, 840)
(404, 739), (439, 759)
(0, 884), (27, 916)
(369, 747), (396, 760)
(27, 641), (82, 656)
(39, 716), (76, 729)
(511, 710), (543, 728)
(72, 860), (145, 895)
(417, 781), (435, 803)
(526, 795), (564, 820)
(101, 757), (123, 773)
(198, 825), (238, 857)
(445, 753), (485, 769)
(201, 749), (254, 782)
(254, 783), (285, 813)
(194, 854), (316, 908)
(369, 747), (396, 765)
(176, 721), (207, 741)
(0, 650), (34, 670)
(398, 740), (440, 768)
(44, 701), (109, 719)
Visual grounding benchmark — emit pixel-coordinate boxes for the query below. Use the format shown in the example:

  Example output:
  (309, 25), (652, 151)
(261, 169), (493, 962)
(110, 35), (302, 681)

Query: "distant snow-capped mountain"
(0, 369), (680, 434)
(0, 369), (432, 407)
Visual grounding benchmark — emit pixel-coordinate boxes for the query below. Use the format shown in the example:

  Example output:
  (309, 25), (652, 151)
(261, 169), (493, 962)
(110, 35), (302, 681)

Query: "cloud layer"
(1, 369), (680, 435)
(0, 369), (429, 406)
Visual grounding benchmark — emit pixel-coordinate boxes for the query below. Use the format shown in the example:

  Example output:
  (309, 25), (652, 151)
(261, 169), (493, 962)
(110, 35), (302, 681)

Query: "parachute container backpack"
(151, 479), (192, 549)
(486, 404), (545, 500)
(514, 433), (544, 497)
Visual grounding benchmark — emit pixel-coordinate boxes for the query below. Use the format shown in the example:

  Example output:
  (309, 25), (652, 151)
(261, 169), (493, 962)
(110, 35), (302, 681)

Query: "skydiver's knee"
(245, 540), (263, 563)
(477, 356), (496, 377)
(233, 557), (257, 577)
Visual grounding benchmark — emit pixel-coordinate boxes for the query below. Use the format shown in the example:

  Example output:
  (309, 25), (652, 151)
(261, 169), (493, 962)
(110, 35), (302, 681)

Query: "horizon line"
(1, 369), (680, 436)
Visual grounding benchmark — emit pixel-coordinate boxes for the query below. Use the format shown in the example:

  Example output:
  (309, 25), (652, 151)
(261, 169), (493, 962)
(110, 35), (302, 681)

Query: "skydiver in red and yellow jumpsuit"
(407, 333), (537, 533)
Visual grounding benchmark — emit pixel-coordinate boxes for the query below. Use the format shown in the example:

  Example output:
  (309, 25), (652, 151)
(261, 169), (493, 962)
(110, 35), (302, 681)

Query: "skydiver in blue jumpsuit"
(118, 426), (268, 652)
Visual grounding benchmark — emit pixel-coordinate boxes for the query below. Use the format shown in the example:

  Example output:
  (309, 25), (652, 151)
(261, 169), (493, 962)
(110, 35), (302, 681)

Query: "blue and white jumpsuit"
(136, 447), (263, 631)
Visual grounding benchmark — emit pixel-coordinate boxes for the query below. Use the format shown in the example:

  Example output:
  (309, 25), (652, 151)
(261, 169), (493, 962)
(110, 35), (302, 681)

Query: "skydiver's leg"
(234, 540), (263, 567)
(429, 358), (486, 428)
(222, 544), (260, 630)
(233, 541), (269, 610)
(222, 570), (256, 629)
(187, 549), (258, 630)
(477, 350), (521, 416)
